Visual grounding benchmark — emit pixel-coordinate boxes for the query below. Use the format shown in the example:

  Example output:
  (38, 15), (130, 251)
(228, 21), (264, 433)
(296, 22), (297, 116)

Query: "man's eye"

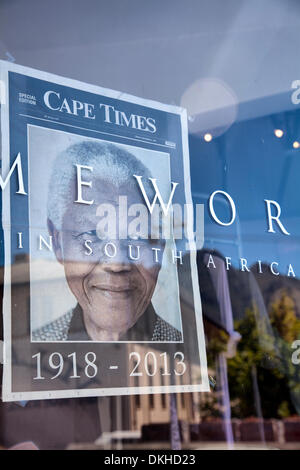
(85, 230), (97, 237)
(73, 230), (98, 239)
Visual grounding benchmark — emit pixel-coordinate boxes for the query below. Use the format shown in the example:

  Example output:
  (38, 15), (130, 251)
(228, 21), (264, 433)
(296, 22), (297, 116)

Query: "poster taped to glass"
(0, 60), (209, 401)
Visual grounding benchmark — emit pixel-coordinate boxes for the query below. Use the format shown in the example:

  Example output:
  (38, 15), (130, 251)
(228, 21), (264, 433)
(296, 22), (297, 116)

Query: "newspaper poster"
(0, 60), (209, 401)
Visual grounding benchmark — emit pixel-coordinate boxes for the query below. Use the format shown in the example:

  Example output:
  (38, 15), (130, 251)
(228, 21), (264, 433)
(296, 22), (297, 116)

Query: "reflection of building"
(128, 344), (201, 432)
(6, 246), (298, 448)
(3, 255), (203, 440)
(2, 249), (240, 444)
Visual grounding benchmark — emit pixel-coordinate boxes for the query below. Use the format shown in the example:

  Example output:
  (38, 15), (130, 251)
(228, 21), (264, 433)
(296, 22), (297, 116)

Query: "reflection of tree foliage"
(270, 292), (300, 343)
(199, 392), (223, 421)
(269, 292), (300, 416)
(227, 292), (300, 419)
(206, 328), (228, 368)
(200, 292), (300, 420)
(199, 320), (229, 419)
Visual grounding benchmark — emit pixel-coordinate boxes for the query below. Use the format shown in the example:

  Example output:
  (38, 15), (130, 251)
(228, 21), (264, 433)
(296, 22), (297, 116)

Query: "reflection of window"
(133, 361), (140, 408)
(181, 394), (185, 408)
(148, 365), (154, 408)
(160, 368), (166, 408)
(179, 374), (185, 408)
(190, 392), (194, 419)
(135, 395), (140, 408)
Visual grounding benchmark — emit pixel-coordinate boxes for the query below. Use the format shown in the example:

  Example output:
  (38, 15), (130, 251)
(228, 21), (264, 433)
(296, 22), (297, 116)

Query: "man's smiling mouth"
(92, 284), (133, 291)
(91, 284), (134, 298)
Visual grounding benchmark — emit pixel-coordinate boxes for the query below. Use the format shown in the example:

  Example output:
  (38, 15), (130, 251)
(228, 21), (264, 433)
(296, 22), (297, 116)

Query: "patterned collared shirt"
(32, 303), (182, 342)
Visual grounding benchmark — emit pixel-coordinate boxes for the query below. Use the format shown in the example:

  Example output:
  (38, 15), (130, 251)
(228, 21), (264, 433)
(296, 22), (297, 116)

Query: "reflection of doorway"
(202, 250), (236, 447)
(97, 396), (131, 448)
(193, 191), (243, 445)
(194, 188), (243, 447)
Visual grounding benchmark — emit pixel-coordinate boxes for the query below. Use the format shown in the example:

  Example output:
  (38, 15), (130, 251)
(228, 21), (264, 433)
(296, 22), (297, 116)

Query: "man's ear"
(47, 218), (63, 264)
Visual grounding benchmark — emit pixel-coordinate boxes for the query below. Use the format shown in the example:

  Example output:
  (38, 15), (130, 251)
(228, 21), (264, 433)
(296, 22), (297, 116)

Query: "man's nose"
(102, 261), (132, 273)
(101, 240), (133, 273)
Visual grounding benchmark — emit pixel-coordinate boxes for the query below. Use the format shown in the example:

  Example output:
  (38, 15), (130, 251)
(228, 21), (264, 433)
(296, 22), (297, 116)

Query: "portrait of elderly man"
(32, 140), (182, 342)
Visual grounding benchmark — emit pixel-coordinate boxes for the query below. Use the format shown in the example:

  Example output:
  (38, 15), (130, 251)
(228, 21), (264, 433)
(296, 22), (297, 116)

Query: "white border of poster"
(0, 60), (209, 401)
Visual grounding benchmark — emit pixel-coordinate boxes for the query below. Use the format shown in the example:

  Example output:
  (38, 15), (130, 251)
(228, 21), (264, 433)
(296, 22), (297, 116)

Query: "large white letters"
(264, 199), (290, 235)
(133, 175), (178, 216)
(75, 164), (94, 205)
(209, 190), (236, 226)
(0, 153), (27, 195)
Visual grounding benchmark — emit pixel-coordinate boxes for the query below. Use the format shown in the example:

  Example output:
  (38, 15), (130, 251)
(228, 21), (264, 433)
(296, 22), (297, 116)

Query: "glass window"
(1, 0), (300, 452)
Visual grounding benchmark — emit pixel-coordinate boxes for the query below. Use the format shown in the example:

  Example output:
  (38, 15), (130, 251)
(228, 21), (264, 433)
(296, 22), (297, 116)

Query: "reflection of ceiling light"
(204, 133), (212, 142)
(181, 78), (238, 137)
(274, 129), (284, 138)
(293, 141), (300, 149)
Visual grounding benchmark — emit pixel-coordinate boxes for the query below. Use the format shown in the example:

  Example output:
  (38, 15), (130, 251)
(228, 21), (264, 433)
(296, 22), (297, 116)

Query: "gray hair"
(47, 140), (152, 229)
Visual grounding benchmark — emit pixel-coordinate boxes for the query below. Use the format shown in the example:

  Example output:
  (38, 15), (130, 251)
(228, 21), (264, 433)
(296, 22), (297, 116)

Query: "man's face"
(51, 180), (164, 339)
